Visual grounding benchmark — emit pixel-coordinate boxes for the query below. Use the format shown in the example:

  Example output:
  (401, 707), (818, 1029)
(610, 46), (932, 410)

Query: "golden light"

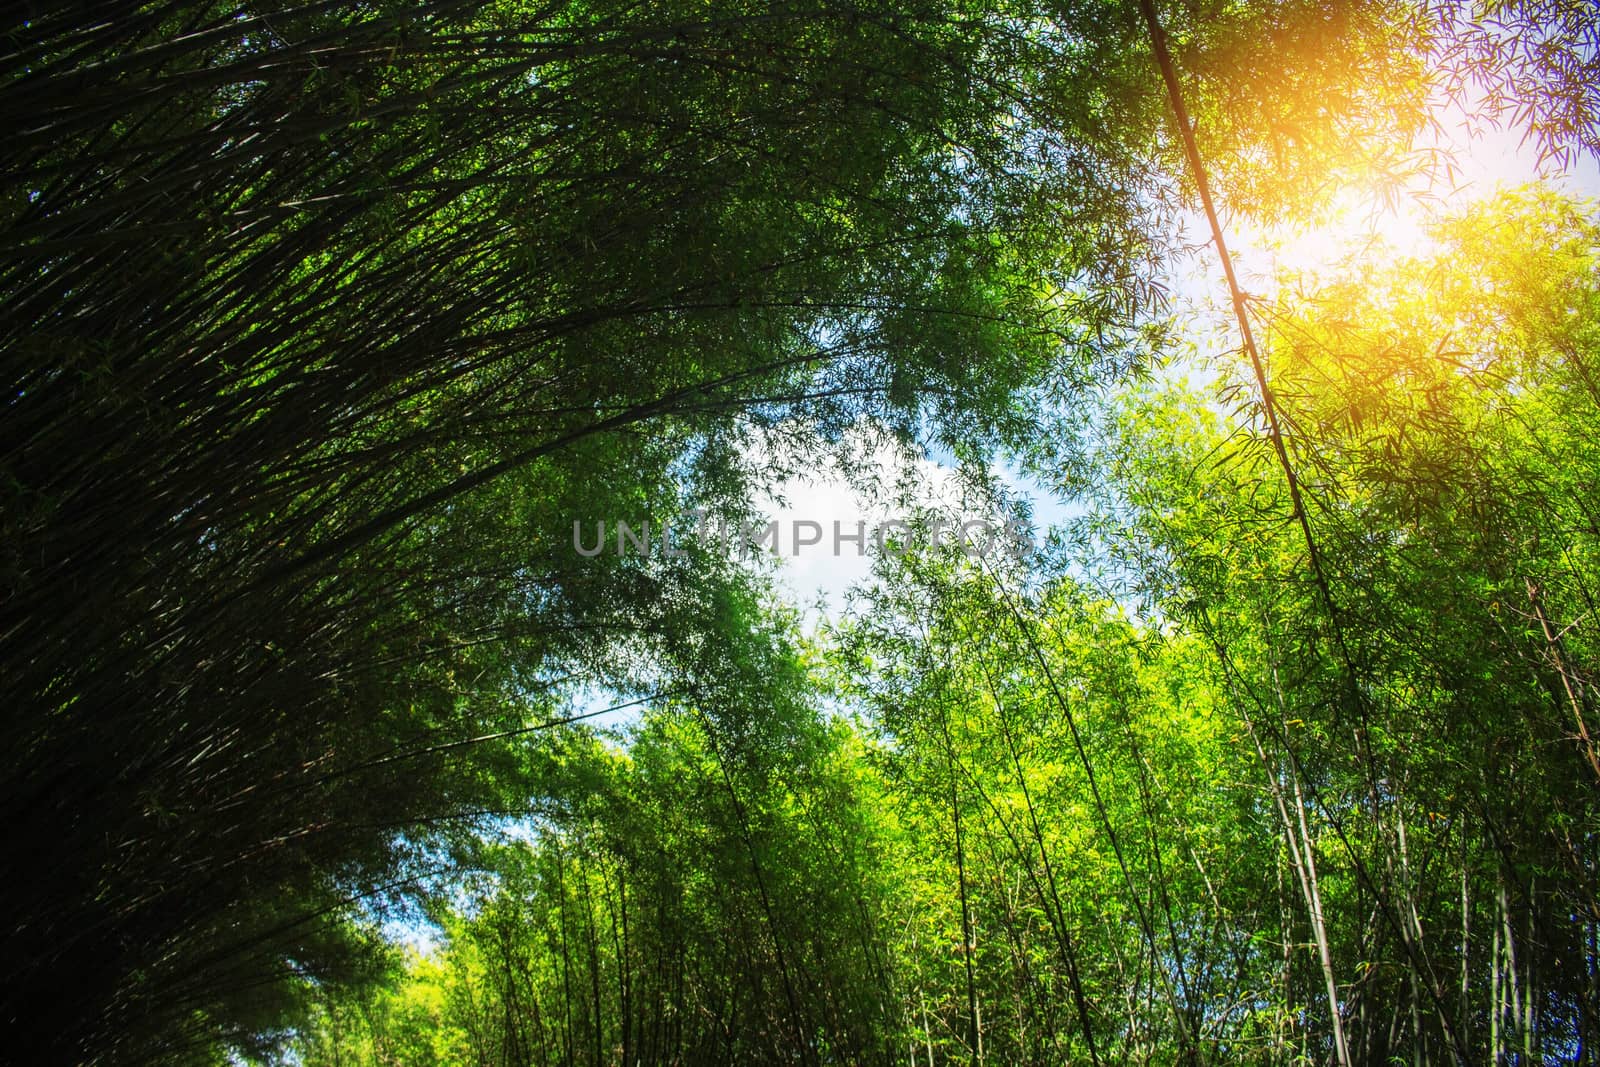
(1229, 94), (1597, 287)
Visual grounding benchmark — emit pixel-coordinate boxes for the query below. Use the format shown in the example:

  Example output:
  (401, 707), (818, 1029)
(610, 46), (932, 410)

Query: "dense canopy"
(2, 0), (1598, 1063)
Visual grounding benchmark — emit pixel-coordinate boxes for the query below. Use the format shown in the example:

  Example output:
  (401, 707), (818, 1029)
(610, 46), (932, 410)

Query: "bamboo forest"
(6, 1), (1600, 1063)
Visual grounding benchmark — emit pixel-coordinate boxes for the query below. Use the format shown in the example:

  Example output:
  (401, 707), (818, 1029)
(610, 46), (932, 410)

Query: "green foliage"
(278, 186), (1600, 1067)
(5, 1), (1593, 1064)
(1080, 189), (1600, 1062)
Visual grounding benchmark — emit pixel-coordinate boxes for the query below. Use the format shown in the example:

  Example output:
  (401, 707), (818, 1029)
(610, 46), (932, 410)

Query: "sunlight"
(1231, 92), (1598, 285)
(1264, 184), (1440, 274)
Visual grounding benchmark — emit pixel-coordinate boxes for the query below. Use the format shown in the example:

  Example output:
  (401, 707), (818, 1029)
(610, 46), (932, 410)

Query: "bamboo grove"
(2, 1), (1598, 1064)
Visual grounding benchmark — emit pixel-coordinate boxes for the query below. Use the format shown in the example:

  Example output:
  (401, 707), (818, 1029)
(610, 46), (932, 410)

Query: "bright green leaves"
(1075, 186), (1600, 1060)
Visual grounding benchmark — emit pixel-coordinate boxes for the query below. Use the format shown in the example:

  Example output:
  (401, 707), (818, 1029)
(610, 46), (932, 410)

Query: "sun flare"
(1232, 95), (1594, 285)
